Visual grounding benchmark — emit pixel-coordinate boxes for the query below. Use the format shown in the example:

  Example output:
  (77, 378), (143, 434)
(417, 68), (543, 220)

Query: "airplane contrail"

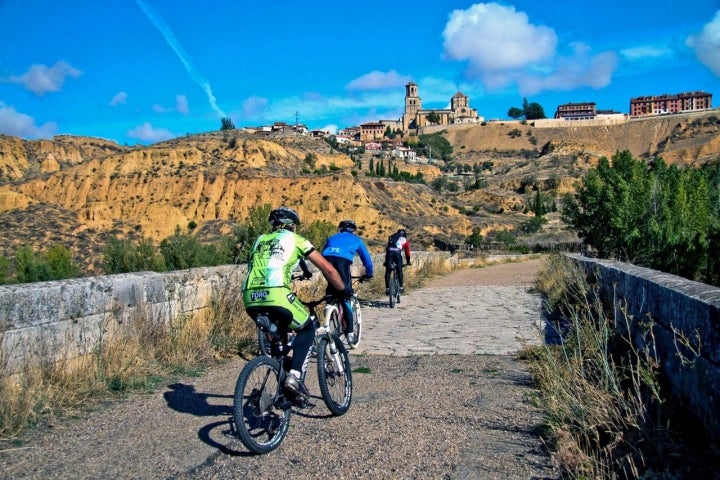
(137, 0), (227, 118)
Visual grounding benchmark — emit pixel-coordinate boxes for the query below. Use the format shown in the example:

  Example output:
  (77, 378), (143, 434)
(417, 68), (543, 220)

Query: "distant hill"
(1, 110), (718, 275)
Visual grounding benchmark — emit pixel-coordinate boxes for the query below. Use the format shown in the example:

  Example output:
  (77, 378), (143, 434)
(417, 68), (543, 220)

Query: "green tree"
(508, 107), (524, 119)
(524, 102), (546, 120)
(14, 245), (53, 283)
(465, 227), (483, 248)
(46, 244), (79, 280)
(418, 132), (453, 161)
(220, 117), (235, 130)
(0, 255), (11, 284)
(231, 204), (273, 263)
(426, 112), (441, 124)
(301, 220), (335, 249)
(431, 176), (448, 193)
(563, 151), (719, 283)
(104, 236), (165, 273)
(160, 226), (204, 271)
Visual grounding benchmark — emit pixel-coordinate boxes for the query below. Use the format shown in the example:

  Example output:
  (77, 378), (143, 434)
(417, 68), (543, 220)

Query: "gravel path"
(0, 258), (558, 480)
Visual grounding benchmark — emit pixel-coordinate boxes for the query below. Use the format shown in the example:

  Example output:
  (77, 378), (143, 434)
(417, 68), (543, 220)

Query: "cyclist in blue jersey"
(321, 219), (374, 345)
(242, 206), (345, 399)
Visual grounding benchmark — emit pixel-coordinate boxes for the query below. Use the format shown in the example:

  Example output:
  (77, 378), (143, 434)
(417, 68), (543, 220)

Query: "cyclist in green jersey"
(242, 206), (345, 398)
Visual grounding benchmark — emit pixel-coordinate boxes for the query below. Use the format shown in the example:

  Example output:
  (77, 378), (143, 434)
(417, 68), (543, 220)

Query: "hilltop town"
(0, 83), (718, 275)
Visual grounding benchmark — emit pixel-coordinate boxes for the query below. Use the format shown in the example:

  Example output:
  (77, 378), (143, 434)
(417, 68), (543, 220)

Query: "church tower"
(403, 82), (421, 130)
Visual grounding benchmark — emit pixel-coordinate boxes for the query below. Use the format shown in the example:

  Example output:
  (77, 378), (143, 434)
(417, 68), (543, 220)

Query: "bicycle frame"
(323, 276), (364, 348)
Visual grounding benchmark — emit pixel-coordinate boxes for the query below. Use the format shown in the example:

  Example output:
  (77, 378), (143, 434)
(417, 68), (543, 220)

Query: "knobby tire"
(316, 334), (352, 416)
(233, 356), (291, 454)
(349, 295), (362, 348)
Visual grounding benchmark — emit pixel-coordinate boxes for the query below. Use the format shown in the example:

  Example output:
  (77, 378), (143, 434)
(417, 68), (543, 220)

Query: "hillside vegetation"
(0, 110), (719, 275)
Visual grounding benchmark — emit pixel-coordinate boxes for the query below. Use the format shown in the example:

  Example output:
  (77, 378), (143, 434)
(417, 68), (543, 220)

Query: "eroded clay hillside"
(0, 110), (718, 274)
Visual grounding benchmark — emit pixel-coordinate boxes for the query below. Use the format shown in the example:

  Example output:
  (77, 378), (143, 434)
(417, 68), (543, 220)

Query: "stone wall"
(0, 252), (450, 376)
(568, 254), (720, 442)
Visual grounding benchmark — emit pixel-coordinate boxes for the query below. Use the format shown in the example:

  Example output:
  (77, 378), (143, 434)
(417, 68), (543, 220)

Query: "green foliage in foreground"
(562, 150), (720, 285)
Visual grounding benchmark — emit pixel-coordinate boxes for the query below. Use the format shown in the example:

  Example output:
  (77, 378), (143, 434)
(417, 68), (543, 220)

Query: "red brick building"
(629, 91), (712, 117)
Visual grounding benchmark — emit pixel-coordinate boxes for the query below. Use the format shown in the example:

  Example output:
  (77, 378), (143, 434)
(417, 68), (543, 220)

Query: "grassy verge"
(524, 254), (717, 478)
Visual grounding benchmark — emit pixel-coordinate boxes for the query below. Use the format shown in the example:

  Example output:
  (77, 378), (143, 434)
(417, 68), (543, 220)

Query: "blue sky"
(1, 1), (719, 146)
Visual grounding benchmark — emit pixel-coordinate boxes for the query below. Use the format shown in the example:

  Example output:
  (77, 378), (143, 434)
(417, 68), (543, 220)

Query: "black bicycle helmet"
(268, 207), (300, 228)
(338, 219), (357, 232)
(398, 229), (406, 237)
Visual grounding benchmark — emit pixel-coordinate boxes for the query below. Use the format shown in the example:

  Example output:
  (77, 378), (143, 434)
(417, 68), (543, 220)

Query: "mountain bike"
(234, 295), (352, 454)
(323, 275), (368, 349)
(388, 262), (402, 308)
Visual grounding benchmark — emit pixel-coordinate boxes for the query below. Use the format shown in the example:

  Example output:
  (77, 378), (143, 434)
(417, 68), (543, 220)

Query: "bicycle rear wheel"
(233, 356), (291, 454)
(316, 334), (352, 415)
(349, 295), (361, 348)
(389, 271), (398, 308)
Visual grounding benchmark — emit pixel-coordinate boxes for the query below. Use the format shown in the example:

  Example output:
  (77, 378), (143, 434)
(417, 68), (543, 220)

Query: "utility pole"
(294, 111), (299, 144)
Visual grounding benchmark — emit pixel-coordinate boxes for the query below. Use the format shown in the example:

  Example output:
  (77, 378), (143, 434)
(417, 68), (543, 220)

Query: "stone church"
(401, 82), (481, 131)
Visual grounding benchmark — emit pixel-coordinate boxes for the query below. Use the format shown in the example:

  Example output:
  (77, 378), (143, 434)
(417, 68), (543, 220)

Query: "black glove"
(406, 259), (411, 266)
(361, 274), (373, 282)
(302, 270), (313, 280)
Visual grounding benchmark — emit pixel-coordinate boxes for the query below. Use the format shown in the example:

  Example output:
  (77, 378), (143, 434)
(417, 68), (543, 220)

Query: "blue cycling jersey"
(321, 231), (374, 276)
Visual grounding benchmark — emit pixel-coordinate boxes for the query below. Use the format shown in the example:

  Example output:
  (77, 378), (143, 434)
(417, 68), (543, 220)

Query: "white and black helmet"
(268, 207), (300, 228)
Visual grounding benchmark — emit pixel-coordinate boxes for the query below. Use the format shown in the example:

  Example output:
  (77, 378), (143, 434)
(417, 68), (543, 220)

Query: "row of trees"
(0, 205), (337, 284)
(562, 150), (720, 286)
(0, 245), (79, 285)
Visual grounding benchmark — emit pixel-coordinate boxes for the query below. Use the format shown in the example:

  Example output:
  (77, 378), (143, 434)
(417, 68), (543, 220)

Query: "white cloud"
(443, 4), (556, 75)
(127, 122), (174, 143)
(3, 61), (82, 96)
(241, 96), (269, 118)
(442, 2), (617, 94)
(346, 70), (411, 91)
(518, 44), (619, 95)
(152, 95), (190, 115)
(620, 45), (673, 61)
(0, 102), (57, 138)
(110, 92), (128, 106)
(686, 10), (720, 77)
(175, 95), (189, 115)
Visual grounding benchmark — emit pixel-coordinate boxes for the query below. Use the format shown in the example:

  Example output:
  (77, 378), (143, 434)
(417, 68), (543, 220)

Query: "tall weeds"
(526, 254), (673, 478)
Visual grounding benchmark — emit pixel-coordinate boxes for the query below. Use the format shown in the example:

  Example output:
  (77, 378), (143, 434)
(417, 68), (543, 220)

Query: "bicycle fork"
(315, 326), (345, 376)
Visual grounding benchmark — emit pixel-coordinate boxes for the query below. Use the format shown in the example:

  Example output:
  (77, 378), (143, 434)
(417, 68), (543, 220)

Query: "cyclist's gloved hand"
(335, 290), (353, 301)
(406, 259), (411, 266)
(302, 270), (313, 280)
(360, 274), (373, 282)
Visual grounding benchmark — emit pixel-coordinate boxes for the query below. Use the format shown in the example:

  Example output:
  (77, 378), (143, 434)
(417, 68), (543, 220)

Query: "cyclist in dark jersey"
(384, 228), (411, 293)
(242, 207), (345, 399)
(321, 219), (374, 345)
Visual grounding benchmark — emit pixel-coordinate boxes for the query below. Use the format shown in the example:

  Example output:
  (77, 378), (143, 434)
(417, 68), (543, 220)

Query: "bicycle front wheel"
(233, 356), (291, 454)
(316, 334), (352, 415)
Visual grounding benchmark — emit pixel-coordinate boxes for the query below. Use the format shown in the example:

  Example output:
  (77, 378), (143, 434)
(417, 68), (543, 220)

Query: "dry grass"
(524, 254), (716, 479)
